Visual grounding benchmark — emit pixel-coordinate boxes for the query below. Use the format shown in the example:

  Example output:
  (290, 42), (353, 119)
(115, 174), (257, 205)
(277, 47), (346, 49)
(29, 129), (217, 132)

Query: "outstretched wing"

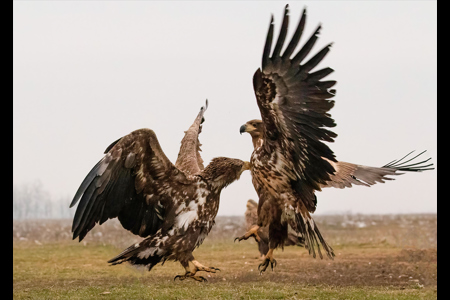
(253, 5), (337, 207)
(175, 100), (208, 175)
(70, 128), (190, 241)
(321, 151), (434, 189)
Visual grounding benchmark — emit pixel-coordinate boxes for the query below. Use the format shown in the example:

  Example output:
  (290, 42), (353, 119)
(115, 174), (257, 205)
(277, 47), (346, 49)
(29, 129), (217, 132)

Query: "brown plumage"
(70, 101), (250, 282)
(236, 5), (434, 274)
(241, 119), (433, 190)
(244, 199), (304, 258)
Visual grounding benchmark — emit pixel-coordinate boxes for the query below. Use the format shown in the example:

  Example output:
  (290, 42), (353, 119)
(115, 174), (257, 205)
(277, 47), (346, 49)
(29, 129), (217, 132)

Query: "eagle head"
(240, 119), (264, 137)
(240, 119), (264, 148)
(246, 199), (258, 210)
(202, 157), (250, 189)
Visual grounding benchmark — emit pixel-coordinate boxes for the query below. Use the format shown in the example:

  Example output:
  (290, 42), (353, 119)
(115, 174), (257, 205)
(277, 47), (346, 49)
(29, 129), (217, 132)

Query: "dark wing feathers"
(253, 5), (339, 258)
(271, 5), (289, 61)
(291, 25), (322, 67)
(282, 8), (306, 60)
(262, 15), (275, 70)
(307, 67), (335, 83)
(300, 43), (333, 75)
(104, 137), (122, 154)
(382, 150), (434, 172)
(71, 129), (186, 241)
(254, 5), (337, 201)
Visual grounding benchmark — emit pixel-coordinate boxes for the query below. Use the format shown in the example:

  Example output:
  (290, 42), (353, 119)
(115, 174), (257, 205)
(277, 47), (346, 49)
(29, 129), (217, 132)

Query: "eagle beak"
(239, 124), (247, 135)
(242, 161), (251, 171)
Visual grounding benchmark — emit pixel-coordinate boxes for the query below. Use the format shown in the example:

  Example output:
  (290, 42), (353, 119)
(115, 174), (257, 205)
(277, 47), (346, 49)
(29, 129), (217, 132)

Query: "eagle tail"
(294, 212), (334, 260)
(285, 232), (305, 247)
(107, 236), (165, 271)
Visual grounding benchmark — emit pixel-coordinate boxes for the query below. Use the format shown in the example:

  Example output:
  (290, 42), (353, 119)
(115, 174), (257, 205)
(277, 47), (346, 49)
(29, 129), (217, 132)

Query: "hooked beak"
(239, 124), (247, 135)
(242, 161), (251, 171)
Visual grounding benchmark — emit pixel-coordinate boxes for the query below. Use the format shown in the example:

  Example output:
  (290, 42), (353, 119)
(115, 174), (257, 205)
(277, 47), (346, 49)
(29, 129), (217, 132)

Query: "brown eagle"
(243, 199), (305, 259)
(70, 101), (250, 282)
(240, 119), (433, 189)
(235, 5), (434, 274)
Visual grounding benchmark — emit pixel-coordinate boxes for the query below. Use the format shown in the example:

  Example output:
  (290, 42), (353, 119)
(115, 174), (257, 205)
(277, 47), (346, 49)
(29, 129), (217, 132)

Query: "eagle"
(243, 199), (305, 259)
(240, 119), (433, 189)
(235, 5), (434, 274)
(70, 101), (250, 282)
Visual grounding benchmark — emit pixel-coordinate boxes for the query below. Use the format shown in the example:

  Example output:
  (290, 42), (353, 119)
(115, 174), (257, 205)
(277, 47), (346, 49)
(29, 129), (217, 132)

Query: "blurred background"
(13, 1), (436, 219)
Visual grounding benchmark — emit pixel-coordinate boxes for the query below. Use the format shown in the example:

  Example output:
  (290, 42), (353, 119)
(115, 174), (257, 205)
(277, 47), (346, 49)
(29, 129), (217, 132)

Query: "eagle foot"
(234, 225), (261, 243)
(190, 275), (208, 282)
(258, 257), (277, 275)
(191, 260), (220, 273)
(174, 272), (208, 282)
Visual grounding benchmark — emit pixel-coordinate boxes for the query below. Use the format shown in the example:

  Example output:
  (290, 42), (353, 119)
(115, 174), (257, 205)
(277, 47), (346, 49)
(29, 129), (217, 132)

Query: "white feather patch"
(176, 210), (198, 231)
(196, 186), (209, 205)
(137, 247), (158, 259)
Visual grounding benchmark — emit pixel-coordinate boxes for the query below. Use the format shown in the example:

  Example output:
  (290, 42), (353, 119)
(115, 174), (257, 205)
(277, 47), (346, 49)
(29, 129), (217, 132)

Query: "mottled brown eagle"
(242, 199), (305, 259)
(70, 101), (250, 282)
(240, 119), (433, 189)
(235, 5), (434, 274)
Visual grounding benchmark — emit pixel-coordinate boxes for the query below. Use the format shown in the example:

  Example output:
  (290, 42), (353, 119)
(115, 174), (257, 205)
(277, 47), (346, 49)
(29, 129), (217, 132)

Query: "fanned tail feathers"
(294, 211), (334, 260)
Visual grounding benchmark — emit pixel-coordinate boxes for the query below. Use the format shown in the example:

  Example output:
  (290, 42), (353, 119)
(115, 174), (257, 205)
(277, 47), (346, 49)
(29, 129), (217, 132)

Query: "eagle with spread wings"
(234, 5), (434, 274)
(70, 101), (250, 282)
(240, 119), (433, 190)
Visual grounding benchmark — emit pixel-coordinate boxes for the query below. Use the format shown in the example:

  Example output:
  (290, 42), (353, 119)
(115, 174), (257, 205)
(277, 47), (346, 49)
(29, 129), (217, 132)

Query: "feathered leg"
(258, 222), (287, 274)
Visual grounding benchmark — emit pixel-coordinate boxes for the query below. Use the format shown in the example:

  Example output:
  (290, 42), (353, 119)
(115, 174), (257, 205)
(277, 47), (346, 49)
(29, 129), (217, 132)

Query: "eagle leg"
(258, 248), (277, 275)
(174, 262), (192, 281)
(173, 259), (219, 282)
(191, 260), (220, 273)
(173, 272), (208, 282)
(234, 225), (261, 243)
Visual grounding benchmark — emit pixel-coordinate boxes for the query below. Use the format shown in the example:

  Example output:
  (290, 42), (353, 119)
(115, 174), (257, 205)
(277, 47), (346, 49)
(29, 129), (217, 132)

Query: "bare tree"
(13, 181), (71, 219)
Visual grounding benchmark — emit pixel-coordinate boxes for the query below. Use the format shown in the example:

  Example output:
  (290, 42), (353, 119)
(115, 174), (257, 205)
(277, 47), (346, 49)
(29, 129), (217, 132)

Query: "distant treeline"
(13, 181), (73, 219)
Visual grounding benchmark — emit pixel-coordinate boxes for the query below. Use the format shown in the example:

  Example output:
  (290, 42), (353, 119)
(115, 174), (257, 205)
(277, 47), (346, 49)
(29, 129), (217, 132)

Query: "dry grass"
(13, 214), (437, 299)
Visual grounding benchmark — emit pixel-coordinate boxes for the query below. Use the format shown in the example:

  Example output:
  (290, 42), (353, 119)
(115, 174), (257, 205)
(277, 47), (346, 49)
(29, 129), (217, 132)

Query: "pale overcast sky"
(13, 1), (437, 216)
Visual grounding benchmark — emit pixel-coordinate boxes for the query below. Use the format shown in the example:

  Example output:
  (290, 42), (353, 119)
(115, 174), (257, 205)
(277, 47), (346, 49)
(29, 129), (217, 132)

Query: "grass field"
(13, 214), (437, 299)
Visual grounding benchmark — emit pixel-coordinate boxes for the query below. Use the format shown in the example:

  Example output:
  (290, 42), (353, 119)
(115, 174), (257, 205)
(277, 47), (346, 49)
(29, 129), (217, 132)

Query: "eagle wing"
(70, 128), (190, 241)
(253, 5), (337, 208)
(175, 100), (208, 175)
(321, 151), (434, 189)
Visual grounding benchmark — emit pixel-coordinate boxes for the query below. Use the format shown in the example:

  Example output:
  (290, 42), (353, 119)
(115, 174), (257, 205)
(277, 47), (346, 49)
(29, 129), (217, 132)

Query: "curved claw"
(258, 262), (266, 274)
(174, 275), (183, 281)
(258, 257), (277, 274)
(174, 272), (191, 281)
(234, 237), (240, 243)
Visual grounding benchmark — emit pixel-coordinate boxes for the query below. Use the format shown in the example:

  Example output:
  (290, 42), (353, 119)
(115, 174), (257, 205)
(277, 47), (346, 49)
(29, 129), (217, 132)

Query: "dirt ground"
(13, 214), (437, 289)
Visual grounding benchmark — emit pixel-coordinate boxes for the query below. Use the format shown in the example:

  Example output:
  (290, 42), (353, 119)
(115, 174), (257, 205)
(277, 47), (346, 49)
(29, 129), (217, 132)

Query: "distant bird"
(235, 5), (434, 274)
(70, 101), (250, 282)
(243, 199), (304, 259)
